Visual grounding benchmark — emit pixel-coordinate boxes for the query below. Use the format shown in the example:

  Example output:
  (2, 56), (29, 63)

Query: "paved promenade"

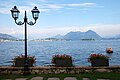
(1, 77), (110, 80)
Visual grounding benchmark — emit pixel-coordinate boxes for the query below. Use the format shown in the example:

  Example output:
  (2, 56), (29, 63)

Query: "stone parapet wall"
(0, 66), (120, 74)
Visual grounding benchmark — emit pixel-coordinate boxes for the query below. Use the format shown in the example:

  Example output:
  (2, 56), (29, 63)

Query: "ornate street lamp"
(10, 6), (40, 75)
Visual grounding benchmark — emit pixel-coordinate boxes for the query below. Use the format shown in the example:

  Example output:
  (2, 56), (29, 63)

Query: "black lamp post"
(10, 6), (40, 75)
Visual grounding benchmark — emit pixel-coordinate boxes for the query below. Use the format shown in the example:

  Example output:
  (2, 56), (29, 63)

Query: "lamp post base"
(24, 59), (30, 75)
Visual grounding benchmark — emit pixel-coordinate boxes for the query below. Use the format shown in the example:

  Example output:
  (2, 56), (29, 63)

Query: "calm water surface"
(0, 40), (120, 66)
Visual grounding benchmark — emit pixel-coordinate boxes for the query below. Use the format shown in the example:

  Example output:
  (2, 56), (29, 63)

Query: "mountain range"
(63, 30), (102, 40)
(52, 30), (120, 40)
(53, 30), (102, 40)
(0, 30), (120, 41)
(0, 33), (18, 40)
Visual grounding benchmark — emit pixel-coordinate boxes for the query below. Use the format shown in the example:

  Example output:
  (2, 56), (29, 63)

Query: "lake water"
(0, 40), (120, 66)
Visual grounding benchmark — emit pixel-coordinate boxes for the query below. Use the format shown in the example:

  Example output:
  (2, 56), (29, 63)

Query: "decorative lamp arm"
(27, 20), (36, 25)
(15, 19), (24, 25)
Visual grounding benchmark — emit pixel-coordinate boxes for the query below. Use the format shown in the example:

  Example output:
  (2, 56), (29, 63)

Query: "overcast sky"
(0, 0), (120, 39)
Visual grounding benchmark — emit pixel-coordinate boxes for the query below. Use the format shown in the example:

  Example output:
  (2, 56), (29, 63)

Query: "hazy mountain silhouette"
(63, 30), (102, 40)
(52, 34), (64, 39)
(112, 34), (120, 39)
(0, 33), (17, 40)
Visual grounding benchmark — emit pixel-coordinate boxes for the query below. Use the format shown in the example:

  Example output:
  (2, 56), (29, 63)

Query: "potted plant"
(52, 54), (73, 67)
(88, 54), (109, 67)
(12, 54), (36, 67)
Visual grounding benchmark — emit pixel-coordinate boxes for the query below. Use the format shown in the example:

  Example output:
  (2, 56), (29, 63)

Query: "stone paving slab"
(64, 77), (77, 80)
(0, 79), (12, 80)
(47, 77), (60, 80)
(30, 77), (43, 80)
(82, 78), (90, 80)
(97, 79), (110, 80)
(15, 78), (28, 80)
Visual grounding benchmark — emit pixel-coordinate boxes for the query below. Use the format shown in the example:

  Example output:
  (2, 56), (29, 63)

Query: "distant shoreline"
(0, 39), (120, 42)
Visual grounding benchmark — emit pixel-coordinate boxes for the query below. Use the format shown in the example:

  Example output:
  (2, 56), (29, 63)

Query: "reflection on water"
(0, 40), (120, 66)
(106, 53), (113, 58)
